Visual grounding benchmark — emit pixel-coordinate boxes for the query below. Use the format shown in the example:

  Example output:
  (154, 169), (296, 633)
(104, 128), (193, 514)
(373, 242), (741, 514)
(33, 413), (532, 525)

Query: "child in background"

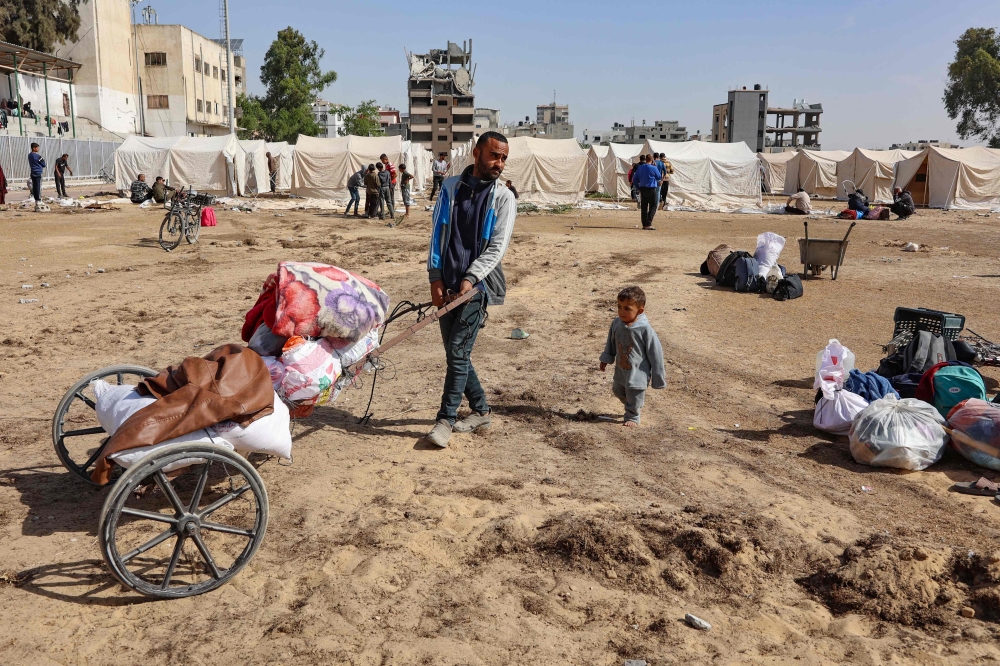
(599, 286), (666, 426)
(398, 163), (414, 221)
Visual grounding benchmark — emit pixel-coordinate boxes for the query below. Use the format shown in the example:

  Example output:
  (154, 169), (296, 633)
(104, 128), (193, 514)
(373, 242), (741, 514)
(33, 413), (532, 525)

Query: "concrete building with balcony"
(766, 99), (823, 152)
(474, 107), (500, 131)
(582, 124), (627, 145)
(134, 24), (246, 137)
(406, 40), (475, 156)
(711, 103), (728, 143)
(537, 102), (569, 125)
(312, 100), (345, 138)
(714, 85), (768, 153)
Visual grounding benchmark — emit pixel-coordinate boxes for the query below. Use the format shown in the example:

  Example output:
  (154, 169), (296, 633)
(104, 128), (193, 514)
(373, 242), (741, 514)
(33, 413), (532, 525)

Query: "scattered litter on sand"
(510, 328), (530, 340)
(18, 299), (39, 304)
(685, 613), (712, 631)
(576, 201), (628, 210)
(903, 242), (920, 252)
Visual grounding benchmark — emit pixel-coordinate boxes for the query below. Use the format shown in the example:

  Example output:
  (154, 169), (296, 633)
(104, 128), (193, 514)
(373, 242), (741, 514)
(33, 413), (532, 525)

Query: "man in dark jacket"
(632, 154), (661, 230)
(345, 168), (363, 216)
(28, 142), (45, 210)
(424, 131), (516, 448)
(890, 187), (915, 219)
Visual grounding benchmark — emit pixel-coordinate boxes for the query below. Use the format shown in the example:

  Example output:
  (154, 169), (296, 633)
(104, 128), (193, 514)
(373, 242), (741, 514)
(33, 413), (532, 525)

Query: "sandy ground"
(3, 192), (1000, 665)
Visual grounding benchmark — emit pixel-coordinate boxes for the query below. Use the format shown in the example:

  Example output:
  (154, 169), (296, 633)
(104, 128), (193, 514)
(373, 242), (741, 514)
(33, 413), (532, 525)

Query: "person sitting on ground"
(151, 176), (174, 204)
(130, 173), (153, 204)
(505, 179), (518, 199)
(847, 187), (870, 216)
(599, 285), (666, 427)
(22, 101), (34, 119)
(890, 187), (915, 220)
(785, 187), (811, 215)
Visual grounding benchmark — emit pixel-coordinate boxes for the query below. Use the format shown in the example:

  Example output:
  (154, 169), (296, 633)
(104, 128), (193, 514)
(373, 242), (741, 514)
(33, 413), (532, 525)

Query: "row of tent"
(760, 146), (1000, 209)
(587, 140), (764, 209)
(114, 134), (1000, 210)
(114, 135), (433, 199)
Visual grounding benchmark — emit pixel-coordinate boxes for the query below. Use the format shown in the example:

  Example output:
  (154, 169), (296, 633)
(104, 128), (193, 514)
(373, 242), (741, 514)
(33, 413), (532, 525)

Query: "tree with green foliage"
(332, 100), (385, 137)
(944, 28), (1000, 148)
(0, 0), (86, 52)
(237, 27), (337, 143)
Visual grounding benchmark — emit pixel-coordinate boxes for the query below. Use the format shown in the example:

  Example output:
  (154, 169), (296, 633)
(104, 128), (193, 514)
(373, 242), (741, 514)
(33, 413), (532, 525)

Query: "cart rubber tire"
(52, 364), (157, 485)
(99, 442), (268, 599)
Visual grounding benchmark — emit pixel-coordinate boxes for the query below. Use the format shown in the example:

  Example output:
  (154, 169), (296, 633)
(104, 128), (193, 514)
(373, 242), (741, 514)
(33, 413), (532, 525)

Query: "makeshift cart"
(51, 290), (474, 599)
(798, 220), (856, 280)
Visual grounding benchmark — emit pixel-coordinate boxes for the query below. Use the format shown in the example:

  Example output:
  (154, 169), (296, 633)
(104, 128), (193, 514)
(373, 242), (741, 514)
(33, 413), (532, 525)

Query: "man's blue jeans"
(437, 291), (488, 423)
(346, 186), (360, 214)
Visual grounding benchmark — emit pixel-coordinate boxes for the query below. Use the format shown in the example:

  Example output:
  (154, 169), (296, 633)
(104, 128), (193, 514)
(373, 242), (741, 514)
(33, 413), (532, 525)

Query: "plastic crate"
(892, 307), (965, 340)
(190, 193), (216, 206)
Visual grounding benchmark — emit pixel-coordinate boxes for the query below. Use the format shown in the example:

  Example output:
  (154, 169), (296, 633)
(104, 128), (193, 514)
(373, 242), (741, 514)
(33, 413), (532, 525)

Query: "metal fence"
(0, 135), (120, 183)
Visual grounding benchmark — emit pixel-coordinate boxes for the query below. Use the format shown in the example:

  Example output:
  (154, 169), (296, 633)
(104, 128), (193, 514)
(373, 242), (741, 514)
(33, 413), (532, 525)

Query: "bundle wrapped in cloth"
(242, 262), (390, 417)
(947, 398), (1000, 471)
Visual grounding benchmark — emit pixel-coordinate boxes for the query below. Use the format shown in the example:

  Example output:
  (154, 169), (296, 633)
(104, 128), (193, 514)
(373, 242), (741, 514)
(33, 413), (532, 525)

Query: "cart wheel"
(99, 443), (268, 599)
(52, 365), (158, 485)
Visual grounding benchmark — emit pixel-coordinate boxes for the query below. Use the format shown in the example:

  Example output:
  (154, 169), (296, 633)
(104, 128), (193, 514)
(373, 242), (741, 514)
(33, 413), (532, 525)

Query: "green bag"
(932, 365), (987, 419)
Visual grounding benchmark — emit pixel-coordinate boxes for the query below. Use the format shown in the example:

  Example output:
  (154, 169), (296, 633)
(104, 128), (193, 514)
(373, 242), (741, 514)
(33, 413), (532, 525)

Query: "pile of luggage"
(811, 308), (1000, 473)
(700, 232), (803, 301)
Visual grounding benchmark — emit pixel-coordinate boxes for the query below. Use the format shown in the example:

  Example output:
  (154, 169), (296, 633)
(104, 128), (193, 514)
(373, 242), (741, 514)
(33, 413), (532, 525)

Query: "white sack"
(212, 392), (292, 460)
(814, 339), (856, 389)
(92, 380), (157, 435)
(848, 395), (949, 470)
(754, 232), (785, 277)
(813, 381), (869, 435)
(109, 433), (234, 473)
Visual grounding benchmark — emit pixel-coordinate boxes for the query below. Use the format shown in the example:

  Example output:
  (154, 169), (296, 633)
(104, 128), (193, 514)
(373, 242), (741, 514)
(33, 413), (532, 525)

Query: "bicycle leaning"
(158, 186), (216, 252)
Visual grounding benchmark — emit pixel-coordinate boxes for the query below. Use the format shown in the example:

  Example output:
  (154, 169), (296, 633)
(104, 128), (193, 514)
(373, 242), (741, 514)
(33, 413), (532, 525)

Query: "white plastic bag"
(279, 337), (342, 405)
(849, 394), (949, 470)
(212, 391), (292, 460)
(813, 381), (869, 435)
(335, 329), (380, 368)
(814, 339), (856, 389)
(92, 380), (156, 435)
(109, 432), (234, 473)
(754, 232), (786, 277)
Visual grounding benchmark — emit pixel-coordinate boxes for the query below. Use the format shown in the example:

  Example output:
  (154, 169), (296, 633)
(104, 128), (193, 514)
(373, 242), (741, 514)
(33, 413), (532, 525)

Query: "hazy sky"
(151, 0), (995, 149)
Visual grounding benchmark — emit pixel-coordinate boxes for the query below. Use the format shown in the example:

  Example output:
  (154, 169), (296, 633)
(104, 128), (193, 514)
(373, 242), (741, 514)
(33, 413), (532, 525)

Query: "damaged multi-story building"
(406, 40), (475, 156)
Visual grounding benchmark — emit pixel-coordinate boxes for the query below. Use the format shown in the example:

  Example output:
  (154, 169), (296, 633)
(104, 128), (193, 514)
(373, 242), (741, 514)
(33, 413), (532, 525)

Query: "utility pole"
(223, 0), (235, 133)
(130, 0), (146, 135)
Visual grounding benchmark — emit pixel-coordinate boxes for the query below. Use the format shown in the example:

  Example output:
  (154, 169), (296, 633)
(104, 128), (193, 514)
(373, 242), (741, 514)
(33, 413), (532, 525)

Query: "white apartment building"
(313, 99), (345, 138)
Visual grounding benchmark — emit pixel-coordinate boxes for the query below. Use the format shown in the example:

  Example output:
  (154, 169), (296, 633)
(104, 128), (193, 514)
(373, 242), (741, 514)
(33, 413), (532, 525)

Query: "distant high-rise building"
(406, 40), (475, 155)
(312, 100), (344, 138)
(536, 102), (569, 125)
(766, 99), (823, 152)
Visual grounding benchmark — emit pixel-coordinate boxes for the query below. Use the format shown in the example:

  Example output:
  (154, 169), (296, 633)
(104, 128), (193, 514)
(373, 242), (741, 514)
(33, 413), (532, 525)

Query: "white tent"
(893, 146), (1000, 210)
(601, 143), (643, 200)
(835, 148), (919, 202)
(783, 150), (851, 197)
(408, 141), (432, 191)
(291, 134), (405, 199)
(586, 144), (609, 193)
(641, 139), (762, 209)
(114, 135), (243, 195)
(502, 137), (587, 204)
(239, 140), (271, 195)
(758, 151), (796, 194)
(265, 141), (294, 190)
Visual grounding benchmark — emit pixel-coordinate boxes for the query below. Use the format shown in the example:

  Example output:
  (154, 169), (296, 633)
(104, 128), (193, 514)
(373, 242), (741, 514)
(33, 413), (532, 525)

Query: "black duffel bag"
(773, 275), (803, 301)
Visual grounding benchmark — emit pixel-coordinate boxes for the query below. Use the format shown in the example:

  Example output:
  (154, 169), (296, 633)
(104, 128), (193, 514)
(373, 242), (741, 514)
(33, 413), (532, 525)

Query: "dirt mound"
(801, 534), (1000, 626)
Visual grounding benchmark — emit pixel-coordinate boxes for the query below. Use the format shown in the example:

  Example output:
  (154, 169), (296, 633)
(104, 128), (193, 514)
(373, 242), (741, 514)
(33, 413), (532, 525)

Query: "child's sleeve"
(647, 329), (666, 389)
(599, 321), (616, 365)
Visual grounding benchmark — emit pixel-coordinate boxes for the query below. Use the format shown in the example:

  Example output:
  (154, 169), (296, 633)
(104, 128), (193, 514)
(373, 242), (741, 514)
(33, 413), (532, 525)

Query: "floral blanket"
(247, 262), (389, 345)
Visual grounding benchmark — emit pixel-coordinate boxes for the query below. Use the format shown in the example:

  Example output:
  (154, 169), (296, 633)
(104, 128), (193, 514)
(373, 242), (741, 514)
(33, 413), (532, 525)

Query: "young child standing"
(599, 286), (666, 426)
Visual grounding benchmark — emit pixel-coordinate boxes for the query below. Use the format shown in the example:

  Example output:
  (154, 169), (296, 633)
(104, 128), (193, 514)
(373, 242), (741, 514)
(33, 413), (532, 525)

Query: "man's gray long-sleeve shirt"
(600, 313), (666, 390)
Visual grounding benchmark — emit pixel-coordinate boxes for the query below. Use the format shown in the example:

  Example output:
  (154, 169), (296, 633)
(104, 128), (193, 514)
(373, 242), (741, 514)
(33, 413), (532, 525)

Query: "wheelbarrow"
(798, 220), (856, 280)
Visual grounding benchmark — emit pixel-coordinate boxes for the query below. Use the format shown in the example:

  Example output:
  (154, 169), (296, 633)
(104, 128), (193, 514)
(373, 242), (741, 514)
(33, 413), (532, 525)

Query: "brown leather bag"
(92, 344), (274, 485)
(707, 244), (733, 277)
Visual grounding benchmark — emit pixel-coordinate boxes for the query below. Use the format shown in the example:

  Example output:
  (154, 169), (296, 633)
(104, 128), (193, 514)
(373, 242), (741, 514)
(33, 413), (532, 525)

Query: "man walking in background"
(430, 152), (449, 200)
(658, 153), (674, 210)
(266, 151), (278, 193)
(28, 143), (45, 211)
(632, 154), (660, 230)
(53, 153), (71, 198)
